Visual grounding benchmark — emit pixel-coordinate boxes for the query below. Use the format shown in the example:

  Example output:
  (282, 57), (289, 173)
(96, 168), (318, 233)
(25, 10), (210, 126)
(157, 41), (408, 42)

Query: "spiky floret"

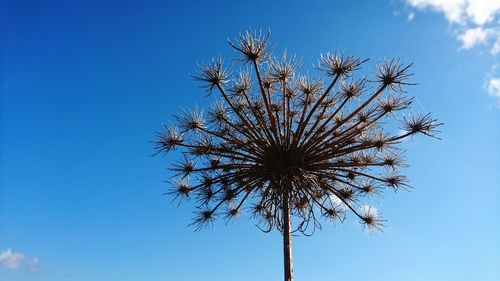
(193, 56), (231, 94)
(402, 113), (442, 139)
(318, 52), (366, 77)
(360, 205), (385, 232)
(296, 75), (323, 96)
(374, 58), (416, 93)
(154, 125), (183, 154)
(228, 29), (271, 64)
(156, 30), (441, 234)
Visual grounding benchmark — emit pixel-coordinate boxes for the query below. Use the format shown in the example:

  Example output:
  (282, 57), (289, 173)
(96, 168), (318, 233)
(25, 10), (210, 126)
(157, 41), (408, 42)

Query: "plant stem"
(283, 191), (294, 281)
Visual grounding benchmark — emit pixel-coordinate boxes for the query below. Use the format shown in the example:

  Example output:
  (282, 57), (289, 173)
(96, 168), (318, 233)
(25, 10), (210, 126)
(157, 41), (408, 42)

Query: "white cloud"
(407, 0), (500, 25)
(458, 27), (493, 49)
(492, 38), (500, 55)
(487, 77), (500, 98)
(466, 0), (500, 25)
(407, 0), (468, 24)
(406, 0), (500, 52)
(0, 249), (39, 272)
(484, 64), (500, 105)
(0, 249), (24, 269)
(407, 12), (416, 21)
(405, 0), (500, 105)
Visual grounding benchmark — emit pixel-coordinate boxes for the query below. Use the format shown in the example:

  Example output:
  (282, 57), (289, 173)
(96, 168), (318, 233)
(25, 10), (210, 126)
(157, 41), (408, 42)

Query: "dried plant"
(154, 29), (441, 281)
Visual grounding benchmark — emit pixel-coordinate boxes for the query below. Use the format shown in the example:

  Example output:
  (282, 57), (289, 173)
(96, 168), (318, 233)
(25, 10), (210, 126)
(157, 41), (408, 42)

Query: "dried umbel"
(155, 29), (441, 281)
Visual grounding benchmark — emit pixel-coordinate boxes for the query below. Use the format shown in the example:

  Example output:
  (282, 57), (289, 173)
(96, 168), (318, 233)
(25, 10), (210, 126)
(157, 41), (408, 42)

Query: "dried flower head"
(228, 29), (271, 64)
(192, 56), (231, 94)
(360, 205), (385, 232)
(155, 29), (441, 281)
(318, 52), (366, 77)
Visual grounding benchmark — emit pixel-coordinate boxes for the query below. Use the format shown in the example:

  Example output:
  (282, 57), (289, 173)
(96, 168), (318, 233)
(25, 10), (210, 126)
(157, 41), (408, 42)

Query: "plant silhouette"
(155, 29), (441, 281)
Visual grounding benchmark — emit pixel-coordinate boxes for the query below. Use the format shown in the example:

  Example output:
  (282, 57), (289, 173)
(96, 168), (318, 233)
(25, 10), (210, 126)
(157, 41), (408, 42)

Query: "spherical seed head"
(156, 29), (441, 234)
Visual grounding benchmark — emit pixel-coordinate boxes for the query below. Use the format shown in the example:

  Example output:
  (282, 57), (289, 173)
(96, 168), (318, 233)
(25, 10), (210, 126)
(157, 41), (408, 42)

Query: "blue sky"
(1, 0), (499, 280)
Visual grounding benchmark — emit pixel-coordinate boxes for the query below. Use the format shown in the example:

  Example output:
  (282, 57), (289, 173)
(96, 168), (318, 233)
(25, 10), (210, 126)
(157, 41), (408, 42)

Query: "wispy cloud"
(0, 249), (39, 272)
(406, 0), (500, 26)
(457, 27), (494, 49)
(486, 77), (500, 100)
(404, 0), (500, 105)
(407, 12), (416, 21)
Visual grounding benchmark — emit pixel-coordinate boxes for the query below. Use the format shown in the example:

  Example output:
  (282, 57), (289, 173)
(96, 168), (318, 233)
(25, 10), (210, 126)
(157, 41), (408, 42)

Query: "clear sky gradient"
(1, 1), (499, 281)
